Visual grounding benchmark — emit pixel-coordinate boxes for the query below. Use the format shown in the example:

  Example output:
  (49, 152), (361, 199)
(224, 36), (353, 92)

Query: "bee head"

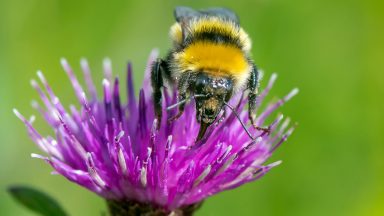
(194, 73), (233, 139)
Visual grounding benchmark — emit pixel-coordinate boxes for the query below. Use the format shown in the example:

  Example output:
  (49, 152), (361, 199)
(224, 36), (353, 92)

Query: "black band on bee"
(183, 32), (242, 50)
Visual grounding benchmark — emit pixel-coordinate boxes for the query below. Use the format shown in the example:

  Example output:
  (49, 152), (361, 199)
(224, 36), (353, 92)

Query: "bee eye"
(195, 74), (210, 93)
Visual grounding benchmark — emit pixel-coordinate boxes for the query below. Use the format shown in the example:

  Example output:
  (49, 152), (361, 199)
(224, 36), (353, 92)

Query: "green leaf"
(8, 185), (68, 216)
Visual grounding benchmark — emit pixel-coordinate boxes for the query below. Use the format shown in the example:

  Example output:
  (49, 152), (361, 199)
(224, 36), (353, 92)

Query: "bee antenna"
(166, 94), (207, 111)
(223, 101), (255, 140)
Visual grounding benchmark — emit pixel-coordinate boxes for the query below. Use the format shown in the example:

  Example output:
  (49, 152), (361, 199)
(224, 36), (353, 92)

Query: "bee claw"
(253, 124), (271, 135)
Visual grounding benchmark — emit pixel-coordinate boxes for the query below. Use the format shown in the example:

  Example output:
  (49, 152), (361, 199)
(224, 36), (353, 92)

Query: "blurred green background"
(1, 0), (383, 215)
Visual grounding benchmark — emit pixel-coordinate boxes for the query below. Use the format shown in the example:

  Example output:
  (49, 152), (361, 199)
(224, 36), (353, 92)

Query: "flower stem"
(106, 199), (203, 216)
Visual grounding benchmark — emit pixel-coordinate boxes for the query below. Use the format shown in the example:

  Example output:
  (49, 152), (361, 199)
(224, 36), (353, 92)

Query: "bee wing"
(174, 6), (239, 24)
(199, 7), (239, 24)
(174, 6), (200, 23)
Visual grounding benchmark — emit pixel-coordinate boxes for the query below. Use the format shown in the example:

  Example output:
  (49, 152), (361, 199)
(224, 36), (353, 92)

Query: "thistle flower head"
(15, 50), (297, 213)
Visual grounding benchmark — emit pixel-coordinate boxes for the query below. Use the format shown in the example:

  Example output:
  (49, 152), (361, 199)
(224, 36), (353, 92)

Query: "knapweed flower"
(14, 50), (298, 215)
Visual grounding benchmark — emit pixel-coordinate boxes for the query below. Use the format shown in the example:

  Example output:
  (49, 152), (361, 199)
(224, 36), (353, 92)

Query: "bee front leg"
(248, 64), (270, 133)
(168, 93), (186, 122)
(151, 59), (168, 129)
(168, 72), (191, 122)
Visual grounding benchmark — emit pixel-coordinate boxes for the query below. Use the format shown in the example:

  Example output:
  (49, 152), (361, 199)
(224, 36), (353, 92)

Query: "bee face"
(194, 73), (233, 124)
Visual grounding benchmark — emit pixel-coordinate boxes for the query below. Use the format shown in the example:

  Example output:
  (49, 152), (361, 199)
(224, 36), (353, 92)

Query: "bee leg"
(167, 93), (186, 122)
(168, 73), (190, 122)
(248, 64), (270, 134)
(151, 59), (168, 129)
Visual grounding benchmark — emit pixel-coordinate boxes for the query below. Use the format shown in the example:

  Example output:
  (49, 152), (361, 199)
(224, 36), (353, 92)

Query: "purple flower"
(14, 50), (297, 214)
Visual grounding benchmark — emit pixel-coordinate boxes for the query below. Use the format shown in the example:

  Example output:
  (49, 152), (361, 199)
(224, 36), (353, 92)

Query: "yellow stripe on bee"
(192, 18), (238, 37)
(192, 18), (251, 52)
(180, 41), (249, 76)
(169, 18), (251, 51)
(169, 23), (183, 45)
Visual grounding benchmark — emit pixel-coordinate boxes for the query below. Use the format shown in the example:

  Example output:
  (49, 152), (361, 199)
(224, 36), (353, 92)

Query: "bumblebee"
(151, 6), (265, 141)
